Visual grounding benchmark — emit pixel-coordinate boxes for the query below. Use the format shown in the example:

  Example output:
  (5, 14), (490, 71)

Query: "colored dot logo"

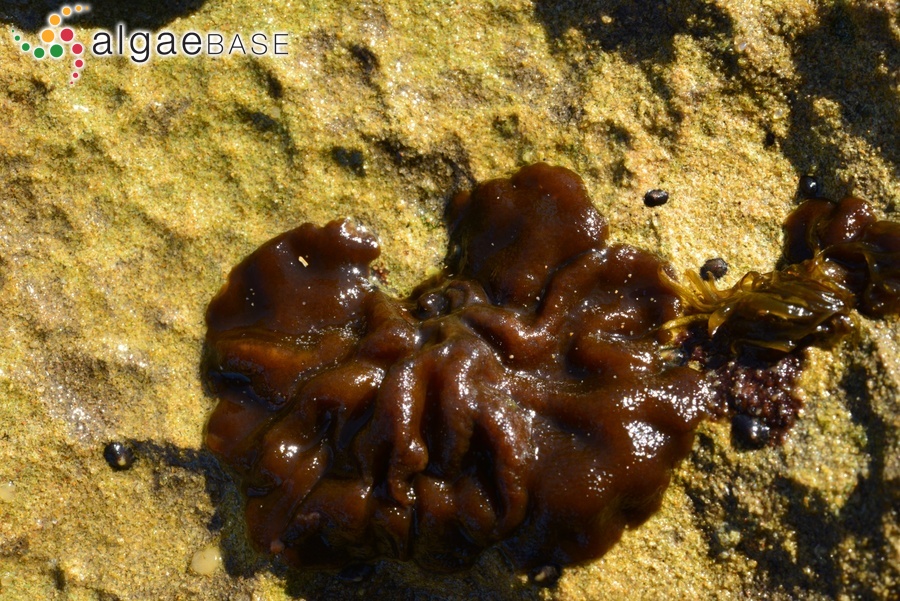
(11, 5), (91, 84)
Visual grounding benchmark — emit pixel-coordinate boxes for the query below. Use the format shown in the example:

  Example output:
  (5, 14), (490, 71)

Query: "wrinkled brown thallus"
(202, 163), (900, 573)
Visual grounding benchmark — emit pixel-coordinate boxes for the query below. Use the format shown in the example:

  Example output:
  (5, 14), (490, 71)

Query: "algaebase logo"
(10, 4), (89, 85)
(10, 4), (289, 86)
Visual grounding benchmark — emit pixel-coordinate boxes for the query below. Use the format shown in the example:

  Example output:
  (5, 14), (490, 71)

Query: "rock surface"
(0, 0), (898, 599)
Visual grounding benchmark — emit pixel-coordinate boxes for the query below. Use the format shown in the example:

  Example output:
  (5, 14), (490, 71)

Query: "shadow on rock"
(0, 0), (207, 32)
(682, 357), (899, 599)
(532, 1), (899, 194)
(531, 0), (737, 141)
(532, 0), (735, 66)
(782, 2), (900, 189)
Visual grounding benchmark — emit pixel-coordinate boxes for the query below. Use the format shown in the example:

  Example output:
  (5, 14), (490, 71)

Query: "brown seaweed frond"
(661, 263), (855, 353)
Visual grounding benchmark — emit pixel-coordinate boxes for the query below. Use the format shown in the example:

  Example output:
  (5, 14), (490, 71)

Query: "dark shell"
(797, 175), (823, 199)
(103, 442), (135, 471)
(700, 258), (728, 281)
(643, 188), (669, 207)
(731, 414), (771, 449)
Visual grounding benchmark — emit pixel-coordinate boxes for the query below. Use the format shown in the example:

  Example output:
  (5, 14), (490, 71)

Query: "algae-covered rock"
(0, 1), (897, 599)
